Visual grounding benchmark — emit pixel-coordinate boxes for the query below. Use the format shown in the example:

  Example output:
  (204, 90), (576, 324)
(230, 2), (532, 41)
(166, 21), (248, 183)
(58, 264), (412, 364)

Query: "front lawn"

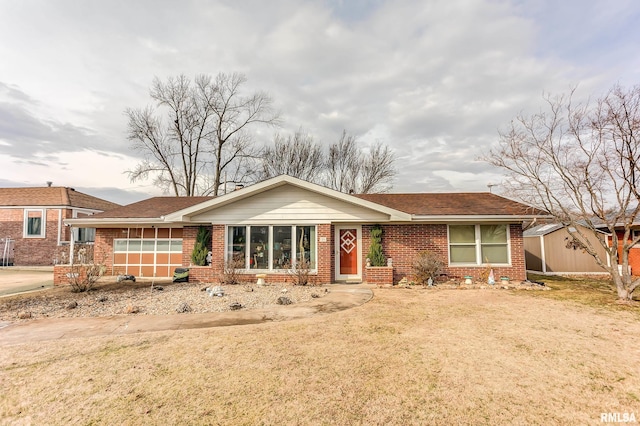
(526, 273), (639, 315)
(1, 283), (639, 424)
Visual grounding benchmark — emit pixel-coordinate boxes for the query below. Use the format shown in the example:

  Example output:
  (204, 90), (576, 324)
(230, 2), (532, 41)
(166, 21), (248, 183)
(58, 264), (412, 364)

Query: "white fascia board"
(410, 215), (544, 223)
(72, 207), (104, 215)
(64, 218), (167, 227)
(163, 175), (412, 222)
(210, 219), (333, 225)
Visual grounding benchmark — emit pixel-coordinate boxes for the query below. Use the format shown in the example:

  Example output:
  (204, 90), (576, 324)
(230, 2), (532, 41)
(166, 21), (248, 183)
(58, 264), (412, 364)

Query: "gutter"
(64, 218), (167, 227)
(410, 214), (549, 223)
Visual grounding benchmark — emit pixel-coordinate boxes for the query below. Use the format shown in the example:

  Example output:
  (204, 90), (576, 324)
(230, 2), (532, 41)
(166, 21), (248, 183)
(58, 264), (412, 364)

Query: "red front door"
(339, 228), (358, 275)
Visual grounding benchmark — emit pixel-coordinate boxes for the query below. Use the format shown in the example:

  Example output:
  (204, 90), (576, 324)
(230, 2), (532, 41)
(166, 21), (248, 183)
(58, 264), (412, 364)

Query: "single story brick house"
(0, 186), (120, 266)
(58, 175), (546, 285)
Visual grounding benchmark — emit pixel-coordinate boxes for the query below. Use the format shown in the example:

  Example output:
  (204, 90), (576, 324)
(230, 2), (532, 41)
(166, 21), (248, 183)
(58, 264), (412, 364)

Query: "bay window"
(227, 225), (317, 271)
(449, 224), (509, 265)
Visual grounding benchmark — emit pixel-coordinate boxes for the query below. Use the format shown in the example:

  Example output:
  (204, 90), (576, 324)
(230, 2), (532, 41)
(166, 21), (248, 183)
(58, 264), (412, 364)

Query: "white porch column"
(69, 226), (75, 264)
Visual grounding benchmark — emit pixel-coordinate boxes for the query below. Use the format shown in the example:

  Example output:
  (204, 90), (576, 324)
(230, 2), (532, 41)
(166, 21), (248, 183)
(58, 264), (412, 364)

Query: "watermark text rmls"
(601, 412), (637, 423)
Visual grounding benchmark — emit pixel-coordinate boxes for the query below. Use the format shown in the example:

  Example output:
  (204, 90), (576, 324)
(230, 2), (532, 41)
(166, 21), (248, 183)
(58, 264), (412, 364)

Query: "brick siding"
(60, 222), (526, 285)
(360, 223), (526, 284)
(364, 266), (394, 285)
(0, 207), (74, 266)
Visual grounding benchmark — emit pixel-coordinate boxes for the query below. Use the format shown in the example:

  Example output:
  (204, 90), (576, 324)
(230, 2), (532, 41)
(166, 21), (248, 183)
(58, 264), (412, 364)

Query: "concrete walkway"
(0, 285), (373, 345)
(0, 267), (54, 297)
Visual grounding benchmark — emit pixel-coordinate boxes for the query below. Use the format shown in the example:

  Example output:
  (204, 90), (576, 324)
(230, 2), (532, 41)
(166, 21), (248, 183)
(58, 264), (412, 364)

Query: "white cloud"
(0, 0), (638, 204)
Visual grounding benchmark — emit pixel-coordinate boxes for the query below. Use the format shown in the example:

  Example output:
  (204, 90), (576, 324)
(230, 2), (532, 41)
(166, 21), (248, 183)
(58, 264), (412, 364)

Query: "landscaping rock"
(66, 301), (78, 310)
(152, 286), (164, 291)
(17, 311), (31, 319)
(229, 302), (243, 310)
(0, 283), (322, 322)
(277, 296), (292, 305)
(176, 302), (192, 313)
(125, 304), (140, 314)
(209, 286), (224, 297)
(243, 286), (254, 292)
(311, 293), (320, 298)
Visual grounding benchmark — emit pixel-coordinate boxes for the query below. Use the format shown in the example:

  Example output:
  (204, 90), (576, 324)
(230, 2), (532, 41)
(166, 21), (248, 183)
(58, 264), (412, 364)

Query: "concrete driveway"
(0, 267), (54, 297)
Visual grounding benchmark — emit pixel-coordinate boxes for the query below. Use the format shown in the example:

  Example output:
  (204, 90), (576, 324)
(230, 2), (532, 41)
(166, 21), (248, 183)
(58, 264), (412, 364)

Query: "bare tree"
(326, 131), (396, 193)
(359, 141), (396, 193)
(208, 73), (280, 195)
(260, 129), (324, 181)
(126, 73), (279, 196)
(487, 84), (640, 300)
(258, 129), (396, 193)
(326, 131), (361, 193)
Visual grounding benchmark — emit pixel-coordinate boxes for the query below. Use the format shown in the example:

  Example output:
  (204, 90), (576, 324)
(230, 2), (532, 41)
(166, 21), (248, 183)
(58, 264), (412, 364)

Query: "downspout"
(540, 235), (547, 274)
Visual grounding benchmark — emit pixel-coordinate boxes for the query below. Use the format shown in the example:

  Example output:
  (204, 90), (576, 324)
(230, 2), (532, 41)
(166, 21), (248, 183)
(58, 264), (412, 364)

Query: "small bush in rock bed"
(412, 250), (445, 286)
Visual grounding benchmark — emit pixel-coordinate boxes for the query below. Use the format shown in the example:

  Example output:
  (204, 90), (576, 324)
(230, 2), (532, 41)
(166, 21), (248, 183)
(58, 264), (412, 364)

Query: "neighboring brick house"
(609, 228), (640, 276)
(0, 187), (120, 266)
(59, 175), (547, 285)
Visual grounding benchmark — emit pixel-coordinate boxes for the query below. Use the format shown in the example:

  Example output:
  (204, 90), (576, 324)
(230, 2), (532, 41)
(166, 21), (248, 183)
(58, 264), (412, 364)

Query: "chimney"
(46, 181), (52, 187)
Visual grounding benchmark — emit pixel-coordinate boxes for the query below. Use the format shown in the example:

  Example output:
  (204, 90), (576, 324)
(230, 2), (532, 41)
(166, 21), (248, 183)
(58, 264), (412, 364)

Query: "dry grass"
(525, 274), (640, 315)
(1, 284), (640, 424)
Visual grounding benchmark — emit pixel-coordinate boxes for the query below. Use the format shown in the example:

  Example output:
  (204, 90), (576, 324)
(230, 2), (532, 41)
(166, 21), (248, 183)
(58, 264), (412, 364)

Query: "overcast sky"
(1, 0), (639, 205)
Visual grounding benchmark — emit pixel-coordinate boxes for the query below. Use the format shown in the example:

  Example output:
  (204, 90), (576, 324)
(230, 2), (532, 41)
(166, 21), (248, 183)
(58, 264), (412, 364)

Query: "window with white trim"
(227, 225), (317, 271)
(449, 224), (509, 265)
(24, 209), (45, 238)
(74, 227), (96, 243)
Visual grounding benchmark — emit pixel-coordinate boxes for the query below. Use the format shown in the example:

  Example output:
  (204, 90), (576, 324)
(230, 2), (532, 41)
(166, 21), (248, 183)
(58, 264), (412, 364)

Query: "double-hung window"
(449, 224), (509, 265)
(24, 209), (45, 238)
(227, 225), (317, 271)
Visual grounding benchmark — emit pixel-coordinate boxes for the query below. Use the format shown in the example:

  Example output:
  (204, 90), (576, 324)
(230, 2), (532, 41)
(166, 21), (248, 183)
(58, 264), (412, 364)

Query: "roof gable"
(165, 175), (411, 222)
(188, 184), (394, 224)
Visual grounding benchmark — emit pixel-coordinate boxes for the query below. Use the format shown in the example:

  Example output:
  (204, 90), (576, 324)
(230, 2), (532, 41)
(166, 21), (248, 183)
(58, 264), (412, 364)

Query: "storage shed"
(524, 223), (609, 275)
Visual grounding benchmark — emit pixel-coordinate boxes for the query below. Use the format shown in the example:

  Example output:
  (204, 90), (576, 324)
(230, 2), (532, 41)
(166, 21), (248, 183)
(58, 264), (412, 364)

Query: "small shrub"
(219, 257), (245, 285)
(67, 260), (106, 293)
(412, 250), (444, 286)
(191, 226), (211, 266)
(478, 264), (494, 283)
(288, 257), (312, 286)
(367, 225), (386, 266)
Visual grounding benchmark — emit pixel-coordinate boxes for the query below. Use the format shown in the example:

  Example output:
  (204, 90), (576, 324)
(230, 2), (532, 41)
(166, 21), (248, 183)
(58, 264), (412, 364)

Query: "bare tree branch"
(485, 84), (640, 300)
(260, 129), (324, 181)
(325, 131), (395, 193)
(126, 73), (279, 196)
